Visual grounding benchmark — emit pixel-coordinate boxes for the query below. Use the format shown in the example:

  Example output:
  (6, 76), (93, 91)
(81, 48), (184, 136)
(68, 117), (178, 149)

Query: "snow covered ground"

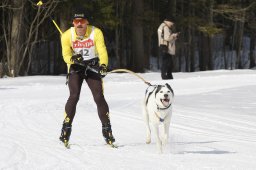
(0, 69), (256, 170)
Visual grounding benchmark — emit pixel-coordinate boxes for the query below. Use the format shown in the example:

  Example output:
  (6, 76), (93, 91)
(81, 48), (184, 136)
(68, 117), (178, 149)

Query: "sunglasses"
(73, 19), (86, 25)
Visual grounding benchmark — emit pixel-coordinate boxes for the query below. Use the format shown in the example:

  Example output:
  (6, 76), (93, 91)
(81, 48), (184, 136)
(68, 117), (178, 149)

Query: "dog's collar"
(154, 111), (166, 122)
(157, 103), (172, 110)
(154, 104), (172, 122)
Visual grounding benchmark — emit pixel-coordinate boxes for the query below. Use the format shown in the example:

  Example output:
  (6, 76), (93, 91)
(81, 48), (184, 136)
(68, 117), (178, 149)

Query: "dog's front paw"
(146, 133), (151, 144)
(146, 138), (151, 144)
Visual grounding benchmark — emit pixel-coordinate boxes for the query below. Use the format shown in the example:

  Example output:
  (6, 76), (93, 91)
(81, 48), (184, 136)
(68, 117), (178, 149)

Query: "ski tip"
(108, 143), (118, 148)
(64, 140), (70, 149)
(65, 144), (70, 149)
(106, 141), (116, 148)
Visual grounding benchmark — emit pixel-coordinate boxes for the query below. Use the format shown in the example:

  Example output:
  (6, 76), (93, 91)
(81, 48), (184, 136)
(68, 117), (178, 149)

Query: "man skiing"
(59, 8), (115, 147)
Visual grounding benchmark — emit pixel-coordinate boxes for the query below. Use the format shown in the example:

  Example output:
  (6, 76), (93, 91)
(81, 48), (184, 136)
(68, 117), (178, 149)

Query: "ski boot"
(102, 122), (115, 145)
(59, 122), (72, 148)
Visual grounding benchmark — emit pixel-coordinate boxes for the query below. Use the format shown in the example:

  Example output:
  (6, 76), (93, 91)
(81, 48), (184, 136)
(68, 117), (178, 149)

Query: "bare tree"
(0, 0), (8, 77)
(213, 2), (256, 69)
(2, 0), (59, 77)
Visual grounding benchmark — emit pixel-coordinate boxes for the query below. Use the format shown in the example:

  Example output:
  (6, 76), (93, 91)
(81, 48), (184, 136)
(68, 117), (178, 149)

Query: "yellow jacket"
(61, 25), (108, 71)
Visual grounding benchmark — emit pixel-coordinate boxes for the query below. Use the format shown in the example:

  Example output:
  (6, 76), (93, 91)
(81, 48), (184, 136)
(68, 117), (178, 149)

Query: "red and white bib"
(71, 27), (97, 61)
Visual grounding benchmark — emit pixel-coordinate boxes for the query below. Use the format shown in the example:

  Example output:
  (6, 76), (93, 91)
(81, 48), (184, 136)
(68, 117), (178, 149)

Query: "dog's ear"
(155, 85), (162, 97)
(165, 83), (174, 96)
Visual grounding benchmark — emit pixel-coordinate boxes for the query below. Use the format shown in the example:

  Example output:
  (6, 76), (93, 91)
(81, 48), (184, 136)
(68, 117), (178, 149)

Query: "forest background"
(0, 0), (256, 77)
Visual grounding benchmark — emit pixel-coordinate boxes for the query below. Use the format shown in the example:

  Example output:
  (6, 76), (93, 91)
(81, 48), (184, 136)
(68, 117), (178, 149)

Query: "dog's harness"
(154, 103), (172, 122)
(154, 111), (166, 122)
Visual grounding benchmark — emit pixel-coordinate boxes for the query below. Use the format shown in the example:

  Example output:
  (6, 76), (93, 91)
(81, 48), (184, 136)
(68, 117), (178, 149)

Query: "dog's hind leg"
(143, 106), (151, 144)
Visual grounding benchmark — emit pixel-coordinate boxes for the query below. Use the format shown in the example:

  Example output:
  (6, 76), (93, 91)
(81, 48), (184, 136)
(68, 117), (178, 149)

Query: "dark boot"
(102, 122), (115, 144)
(59, 122), (72, 145)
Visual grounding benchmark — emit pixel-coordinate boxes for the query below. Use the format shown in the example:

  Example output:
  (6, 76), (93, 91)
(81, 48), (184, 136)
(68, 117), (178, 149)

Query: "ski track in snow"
(0, 70), (256, 170)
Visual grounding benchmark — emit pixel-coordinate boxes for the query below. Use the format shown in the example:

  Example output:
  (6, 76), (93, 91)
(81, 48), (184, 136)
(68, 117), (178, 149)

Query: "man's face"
(165, 21), (174, 28)
(73, 18), (88, 35)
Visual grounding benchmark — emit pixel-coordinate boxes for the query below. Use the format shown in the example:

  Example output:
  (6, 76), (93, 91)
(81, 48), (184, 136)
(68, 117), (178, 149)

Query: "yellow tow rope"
(109, 69), (151, 86)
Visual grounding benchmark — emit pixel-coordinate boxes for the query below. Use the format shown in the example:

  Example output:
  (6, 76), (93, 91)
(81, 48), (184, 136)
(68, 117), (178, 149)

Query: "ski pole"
(36, 1), (63, 35)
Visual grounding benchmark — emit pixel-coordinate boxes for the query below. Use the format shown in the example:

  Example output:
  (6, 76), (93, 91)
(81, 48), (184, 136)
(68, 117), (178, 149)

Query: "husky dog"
(142, 83), (174, 153)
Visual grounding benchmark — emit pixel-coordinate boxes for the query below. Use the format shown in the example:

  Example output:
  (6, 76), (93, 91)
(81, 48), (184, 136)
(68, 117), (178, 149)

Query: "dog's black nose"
(164, 94), (168, 98)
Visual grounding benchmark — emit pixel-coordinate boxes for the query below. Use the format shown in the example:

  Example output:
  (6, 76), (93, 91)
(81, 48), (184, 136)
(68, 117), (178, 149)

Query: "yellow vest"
(61, 25), (108, 72)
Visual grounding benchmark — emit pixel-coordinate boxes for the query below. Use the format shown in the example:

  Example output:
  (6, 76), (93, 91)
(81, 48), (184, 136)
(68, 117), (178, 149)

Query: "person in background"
(157, 18), (179, 79)
(59, 8), (115, 147)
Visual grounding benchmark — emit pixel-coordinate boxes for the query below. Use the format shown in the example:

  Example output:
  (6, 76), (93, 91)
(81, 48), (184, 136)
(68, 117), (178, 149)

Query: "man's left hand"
(98, 64), (108, 78)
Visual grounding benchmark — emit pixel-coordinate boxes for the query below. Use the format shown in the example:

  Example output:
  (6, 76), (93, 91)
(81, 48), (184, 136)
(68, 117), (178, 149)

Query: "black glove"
(98, 64), (108, 78)
(71, 54), (84, 66)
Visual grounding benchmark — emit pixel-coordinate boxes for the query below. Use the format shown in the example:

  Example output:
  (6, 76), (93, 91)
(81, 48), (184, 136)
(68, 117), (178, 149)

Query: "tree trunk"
(249, 35), (256, 68)
(235, 18), (245, 69)
(9, 0), (23, 77)
(178, 0), (184, 72)
(114, 0), (120, 68)
(131, 0), (144, 72)
(167, 0), (177, 18)
(208, 0), (214, 70)
(189, 29), (195, 72)
(207, 35), (213, 70)
(199, 34), (208, 71)
(144, 34), (150, 70)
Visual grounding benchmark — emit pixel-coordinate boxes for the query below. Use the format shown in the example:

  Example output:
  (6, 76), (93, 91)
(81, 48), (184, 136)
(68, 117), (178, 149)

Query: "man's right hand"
(70, 54), (84, 65)
(174, 32), (180, 37)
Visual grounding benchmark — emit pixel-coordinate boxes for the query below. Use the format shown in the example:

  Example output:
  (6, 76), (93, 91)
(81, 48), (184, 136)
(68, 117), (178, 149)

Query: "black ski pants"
(160, 45), (173, 79)
(64, 65), (110, 125)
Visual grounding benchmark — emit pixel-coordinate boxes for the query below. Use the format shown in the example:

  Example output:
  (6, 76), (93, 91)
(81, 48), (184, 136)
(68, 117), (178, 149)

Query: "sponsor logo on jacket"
(73, 39), (94, 48)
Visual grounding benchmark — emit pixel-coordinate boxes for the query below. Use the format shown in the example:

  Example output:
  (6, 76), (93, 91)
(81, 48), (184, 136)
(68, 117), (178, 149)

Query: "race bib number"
(72, 39), (95, 60)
